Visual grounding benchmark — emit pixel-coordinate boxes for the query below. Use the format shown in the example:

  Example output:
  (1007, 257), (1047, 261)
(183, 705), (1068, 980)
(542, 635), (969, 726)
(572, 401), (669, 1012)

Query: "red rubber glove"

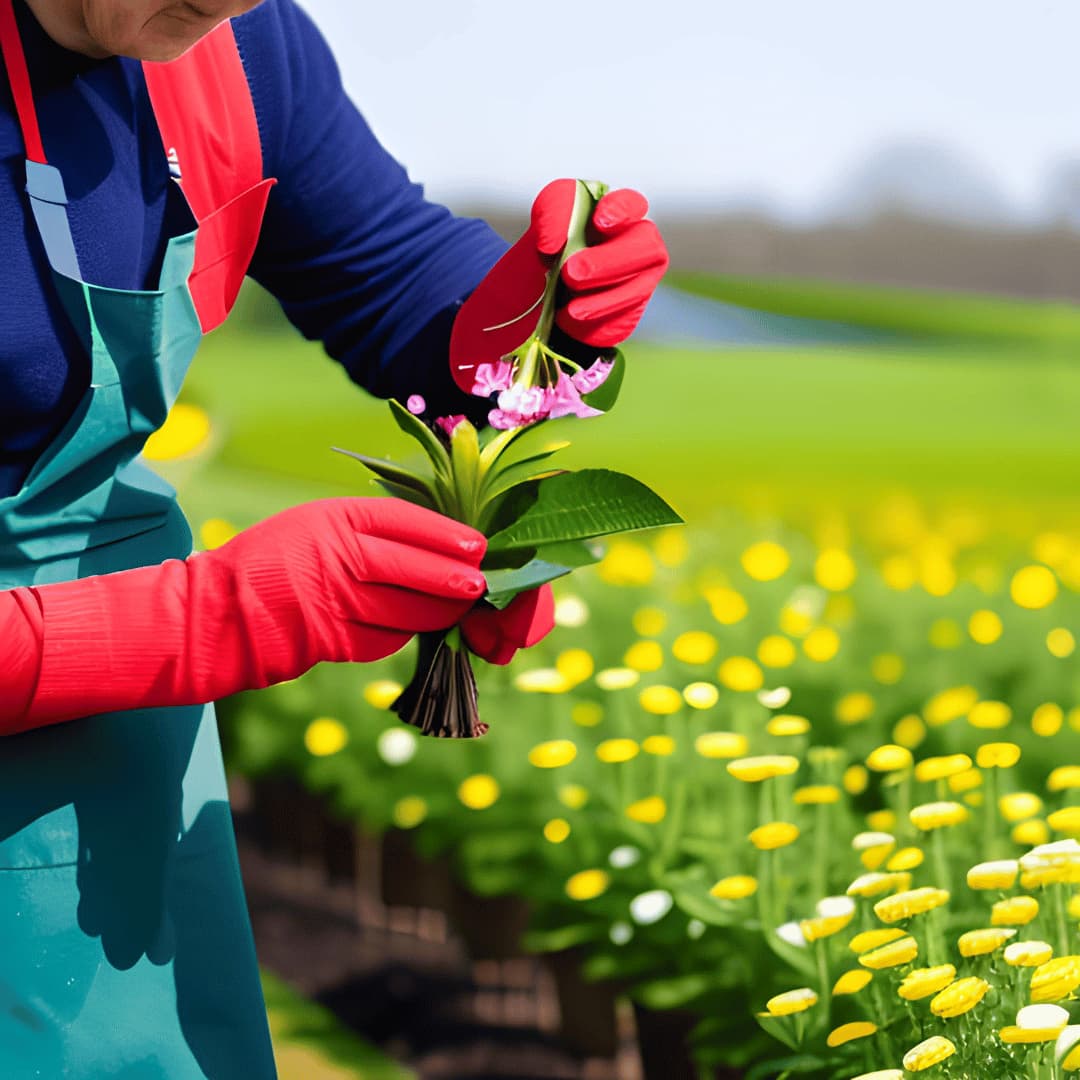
(449, 178), (669, 394)
(462, 584), (556, 666)
(0, 498), (488, 734)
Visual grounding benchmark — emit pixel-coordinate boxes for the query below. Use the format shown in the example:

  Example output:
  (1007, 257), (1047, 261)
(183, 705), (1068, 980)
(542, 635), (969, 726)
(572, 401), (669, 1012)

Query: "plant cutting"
(334, 179), (682, 738)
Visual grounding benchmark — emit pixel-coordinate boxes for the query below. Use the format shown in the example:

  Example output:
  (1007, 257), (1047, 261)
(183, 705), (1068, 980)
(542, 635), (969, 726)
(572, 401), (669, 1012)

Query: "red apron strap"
(0, 0), (47, 163)
(141, 20), (264, 223)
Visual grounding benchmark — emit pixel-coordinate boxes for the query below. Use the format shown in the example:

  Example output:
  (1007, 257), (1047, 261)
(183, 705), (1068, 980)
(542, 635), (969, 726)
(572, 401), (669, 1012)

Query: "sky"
(297, 0), (1080, 223)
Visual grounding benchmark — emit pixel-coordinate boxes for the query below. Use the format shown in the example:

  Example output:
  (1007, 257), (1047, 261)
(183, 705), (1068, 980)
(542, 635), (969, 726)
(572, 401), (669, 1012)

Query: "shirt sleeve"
(234, 0), (509, 418)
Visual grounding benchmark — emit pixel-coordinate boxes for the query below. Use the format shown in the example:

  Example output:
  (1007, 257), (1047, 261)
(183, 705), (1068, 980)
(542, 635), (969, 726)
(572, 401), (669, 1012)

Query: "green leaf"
(330, 447), (438, 500)
(745, 1053), (828, 1080)
(631, 973), (711, 1011)
(373, 478), (440, 512)
(521, 923), (603, 954)
(580, 347), (625, 413)
(449, 418), (481, 523)
(763, 930), (817, 980)
(480, 445), (569, 502)
(533, 539), (605, 567)
(483, 560), (575, 608)
(388, 398), (451, 480)
(485, 468), (683, 554)
(672, 889), (740, 927)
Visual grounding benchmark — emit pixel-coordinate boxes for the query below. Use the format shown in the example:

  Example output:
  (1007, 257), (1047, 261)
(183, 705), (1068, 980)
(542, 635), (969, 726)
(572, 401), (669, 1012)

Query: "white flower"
(630, 890), (673, 925)
(1056, 1026), (1080, 1065)
(554, 594), (589, 628)
(609, 921), (633, 946)
(608, 845), (641, 869)
(757, 686), (792, 709)
(376, 727), (417, 766)
(816, 895), (856, 919)
(1021, 839), (1080, 869)
(1017, 1004), (1069, 1029)
(852, 831), (895, 851)
(687, 919), (706, 940)
(775, 921), (807, 948)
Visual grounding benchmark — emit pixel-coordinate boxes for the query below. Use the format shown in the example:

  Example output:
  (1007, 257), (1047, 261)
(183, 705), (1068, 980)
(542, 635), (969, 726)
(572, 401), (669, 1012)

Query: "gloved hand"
(0, 498), (488, 733)
(450, 178), (669, 394)
(463, 584), (556, 666)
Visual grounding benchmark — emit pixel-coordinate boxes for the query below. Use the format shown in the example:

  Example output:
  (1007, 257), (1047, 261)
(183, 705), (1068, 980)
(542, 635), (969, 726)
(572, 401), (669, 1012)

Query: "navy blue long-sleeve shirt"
(0, 0), (510, 498)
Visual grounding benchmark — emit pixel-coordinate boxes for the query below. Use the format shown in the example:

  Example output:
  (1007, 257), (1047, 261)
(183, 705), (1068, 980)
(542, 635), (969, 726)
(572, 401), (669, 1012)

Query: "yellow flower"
(727, 755), (800, 782)
(198, 517), (238, 550)
(968, 608), (1004, 644)
(1004, 940), (1053, 967)
(803, 627), (840, 662)
(794, 784), (841, 805)
(1049, 766), (1080, 792)
(850, 1072), (902, 1080)
(683, 681), (719, 710)
(625, 796), (666, 824)
(565, 869), (610, 901)
(976, 742), (1021, 769)
(1000, 792), (1044, 822)
(741, 541), (790, 582)
(923, 685), (979, 726)
(391, 795), (428, 829)
(672, 631), (718, 665)
(143, 402), (212, 460)
(814, 547), (857, 591)
(1011, 564), (1058, 609)
(458, 774), (500, 810)
(514, 668), (572, 693)
(1013, 819), (1051, 846)
(595, 667), (640, 690)
(867, 744), (913, 772)
(768, 714), (810, 736)
(847, 872), (906, 898)
(898, 964), (956, 1000)
(1029, 956), (1080, 1002)
(874, 887), (950, 923)
(1048, 807), (1080, 836)
(903, 1036), (956, 1072)
(968, 700), (1012, 730)
(718, 657), (764, 692)
(642, 734), (676, 756)
(632, 605), (667, 636)
(749, 822), (800, 850)
(758, 635), (797, 668)
(556, 648), (594, 686)
(694, 731), (748, 759)
(304, 717), (348, 757)
(910, 801), (969, 831)
(543, 818), (571, 843)
(571, 702), (604, 727)
(639, 684), (683, 715)
(859, 936), (918, 969)
(850, 928), (907, 953)
(958, 927), (1016, 957)
(832, 968), (874, 996)
(991, 895), (1039, 926)
(1047, 628), (1076, 658)
(893, 714), (927, 748)
(598, 540), (654, 586)
(763, 987), (816, 1016)
(866, 809), (898, 832)
(844, 764), (870, 796)
(363, 679), (403, 710)
(596, 738), (640, 764)
(948, 768), (983, 794)
(705, 586), (748, 625)
(653, 527), (688, 567)
(826, 1021), (877, 1047)
(836, 691), (874, 725)
(528, 739), (578, 769)
(625, 640), (663, 672)
(999, 1026), (1065, 1044)
(872, 653), (905, 685)
(930, 976), (989, 1018)
(967, 860), (1020, 890)
(914, 754), (972, 782)
(710, 875), (758, 900)
(801, 913), (854, 942)
(558, 784), (589, 810)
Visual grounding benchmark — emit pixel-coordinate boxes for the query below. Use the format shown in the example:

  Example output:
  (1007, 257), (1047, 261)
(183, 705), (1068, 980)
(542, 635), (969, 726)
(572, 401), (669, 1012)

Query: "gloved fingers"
(556, 297), (651, 348)
(530, 178), (578, 256)
(342, 582), (477, 633)
(461, 613), (520, 665)
(343, 498), (486, 564)
(494, 585), (556, 648)
(341, 622), (412, 663)
(352, 534), (487, 600)
(592, 188), (650, 233)
(561, 220), (669, 291)
(563, 274), (655, 323)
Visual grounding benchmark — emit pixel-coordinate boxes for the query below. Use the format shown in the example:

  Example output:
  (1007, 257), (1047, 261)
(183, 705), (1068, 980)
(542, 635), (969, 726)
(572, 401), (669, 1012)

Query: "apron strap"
(0, 0), (45, 164)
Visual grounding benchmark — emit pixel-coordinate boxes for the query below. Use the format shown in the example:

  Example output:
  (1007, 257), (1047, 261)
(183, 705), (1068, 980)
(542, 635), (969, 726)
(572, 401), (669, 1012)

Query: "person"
(0, 0), (669, 1075)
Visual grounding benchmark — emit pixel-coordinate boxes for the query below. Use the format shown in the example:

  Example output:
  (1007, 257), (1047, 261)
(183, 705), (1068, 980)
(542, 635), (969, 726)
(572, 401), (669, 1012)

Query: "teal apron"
(0, 10), (277, 1079)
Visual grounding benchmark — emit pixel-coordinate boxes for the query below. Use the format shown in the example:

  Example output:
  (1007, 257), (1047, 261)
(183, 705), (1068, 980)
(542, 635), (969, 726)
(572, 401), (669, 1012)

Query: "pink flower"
(496, 384), (548, 422)
(571, 358), (614, 395)
(471, 360), (514, 397)
(406, 394), (426, 415)
(435, 414), (467, 437)
(545, 372), (603, 420)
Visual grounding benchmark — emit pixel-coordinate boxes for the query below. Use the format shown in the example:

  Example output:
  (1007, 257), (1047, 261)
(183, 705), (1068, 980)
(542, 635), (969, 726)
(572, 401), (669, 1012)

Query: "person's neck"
(21, 0), (110, 58)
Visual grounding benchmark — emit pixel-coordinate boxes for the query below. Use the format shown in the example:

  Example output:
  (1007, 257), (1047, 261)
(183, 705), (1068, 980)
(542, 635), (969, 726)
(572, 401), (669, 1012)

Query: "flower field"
(155, 280), (1080, 1078)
